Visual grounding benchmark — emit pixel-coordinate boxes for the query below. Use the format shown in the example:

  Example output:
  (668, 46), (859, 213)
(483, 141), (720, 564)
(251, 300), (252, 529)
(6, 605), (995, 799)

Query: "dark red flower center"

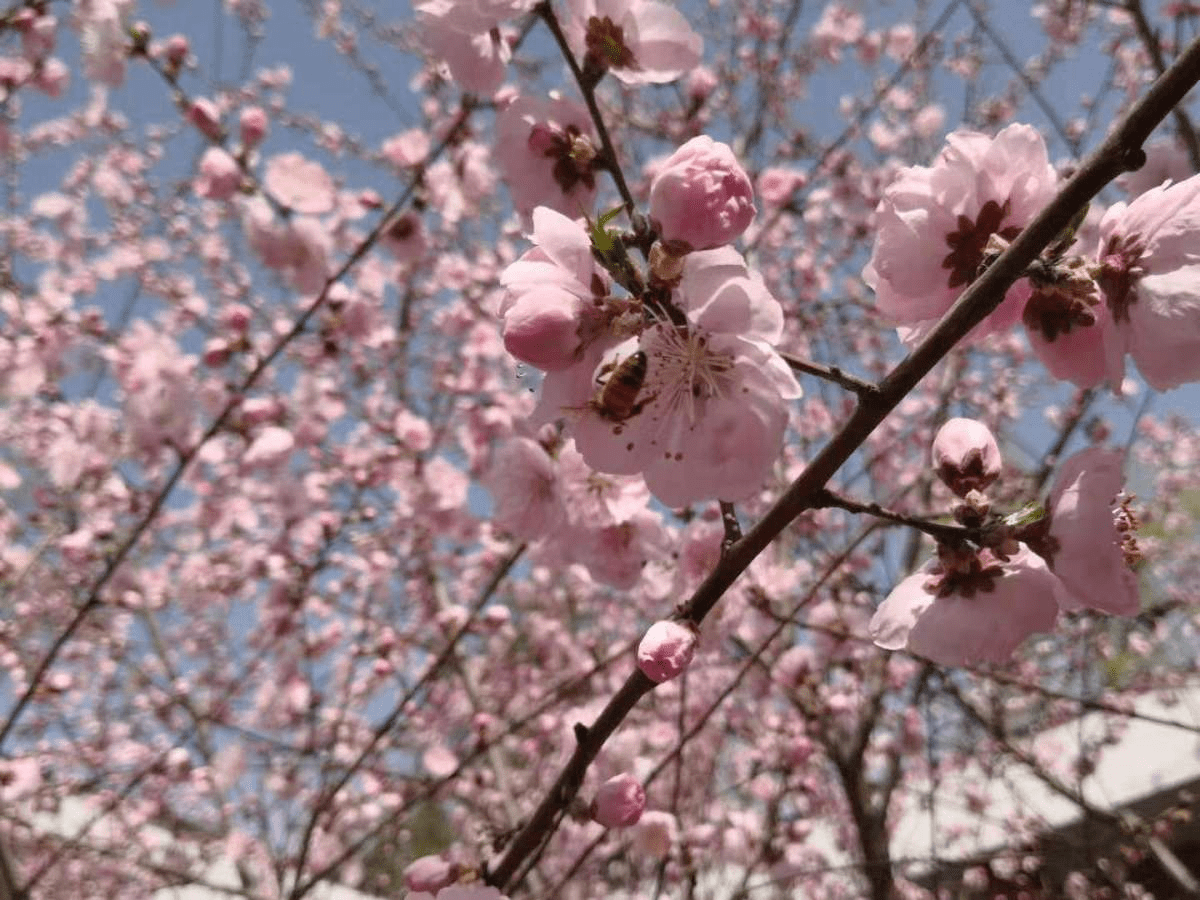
(942, 199), (1022, 289)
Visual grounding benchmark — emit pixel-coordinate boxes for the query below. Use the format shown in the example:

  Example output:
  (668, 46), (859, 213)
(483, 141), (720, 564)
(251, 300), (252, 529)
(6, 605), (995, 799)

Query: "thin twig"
(780, 352), (881, 398)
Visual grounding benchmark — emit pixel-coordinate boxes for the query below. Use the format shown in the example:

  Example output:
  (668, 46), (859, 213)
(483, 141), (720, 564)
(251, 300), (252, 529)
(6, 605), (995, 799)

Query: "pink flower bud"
(686, 66), (718, 101)
(931, 417), (1002, 497)
(163, 34), (189, 68)
(403, 854), (457, 893)
(637, 620), (698, 683)
(501, 287), (584, 371)
(19, 13), (57, 61)
(239, 106), (268, 148)
(187, 98), (223, 141)
(591, 773), (646, 828)
(221, 304), (252, 332)
(649, 136), (756, 251)
(202, 338), (232, 367)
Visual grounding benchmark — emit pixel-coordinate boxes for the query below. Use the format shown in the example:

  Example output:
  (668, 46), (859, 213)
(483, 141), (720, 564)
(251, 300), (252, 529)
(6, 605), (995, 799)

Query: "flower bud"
(239, 106), (268, 148)
(649, 136), (755, 251)
(591, 773), (646, 828)
(931, 418), (1002, 497)
(686, 66), (718, 102)
(163, 34), (189, 71)
(637, 620), (698, 683)
(648, 241), (686, 283)
(501, 287), (584, 371)
(403, 854), (457, 893)
(187, 98), (222, 141)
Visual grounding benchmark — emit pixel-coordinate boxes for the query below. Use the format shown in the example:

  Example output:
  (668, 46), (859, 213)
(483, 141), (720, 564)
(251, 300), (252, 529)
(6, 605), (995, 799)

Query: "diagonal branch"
(485, 31), (1200, 892)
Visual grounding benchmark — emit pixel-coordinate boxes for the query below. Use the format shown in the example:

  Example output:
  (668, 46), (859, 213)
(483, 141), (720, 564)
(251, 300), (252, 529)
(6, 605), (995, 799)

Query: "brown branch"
(485, 31), (1200, 892)
(811, 487), (971, 545)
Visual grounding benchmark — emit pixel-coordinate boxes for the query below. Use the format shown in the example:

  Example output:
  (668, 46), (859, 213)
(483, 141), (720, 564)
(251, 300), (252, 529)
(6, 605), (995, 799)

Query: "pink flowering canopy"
(3, 3), (1200, 900)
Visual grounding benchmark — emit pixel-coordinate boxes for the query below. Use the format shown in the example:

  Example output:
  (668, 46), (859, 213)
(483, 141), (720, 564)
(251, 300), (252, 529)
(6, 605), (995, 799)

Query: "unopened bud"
(163, 34), (189, 73)
(403, 854), (457, 893)
(591, 773), (646, 828)
(932, 418), (1002, 497)
(637, 619), (697, 683)
(239, 106), (268, 148)
(187, 98), (222, 141)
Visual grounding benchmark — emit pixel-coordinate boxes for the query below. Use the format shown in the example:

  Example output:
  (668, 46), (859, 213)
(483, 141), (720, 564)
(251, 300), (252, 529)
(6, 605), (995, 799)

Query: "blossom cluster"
(865, 123), (1200, 392)
(870, 418), (1141, 665)
(496, 139), (799, 508)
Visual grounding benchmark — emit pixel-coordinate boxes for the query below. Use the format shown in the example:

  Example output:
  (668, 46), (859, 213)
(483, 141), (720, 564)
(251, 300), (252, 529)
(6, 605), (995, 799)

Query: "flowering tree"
(3, 1), (1200, 899)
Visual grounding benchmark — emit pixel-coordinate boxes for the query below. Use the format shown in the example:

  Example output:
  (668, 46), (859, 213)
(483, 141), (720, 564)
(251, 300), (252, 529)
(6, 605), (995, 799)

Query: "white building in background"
(890, 683), (1200, 893)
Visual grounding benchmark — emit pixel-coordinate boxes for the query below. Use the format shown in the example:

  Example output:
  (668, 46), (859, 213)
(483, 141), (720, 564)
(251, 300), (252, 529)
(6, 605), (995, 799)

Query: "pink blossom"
(564, 0), (703, 85)
(242, 197), (331, 294)
(686, 65), (718, 102)
(1025, 449), (1139, 616)
(1094, 173), (1200, 390)
(500, 208), (607, 307)
(495, 93), (598, 218)
(757, 167), (804, 209)
(239, 106), (269, 148)
(32, 58), (70, 97)
(407, 887), (508, 900)
(79, 0), (131, 87)
(1023, 295), (1125, 390)
(811, 3), (866, 63)
(649, 136), (756, 252)
(637, 619), (698, 682)
(0, 57), (32, 89)
(884, 23), (918, 61)
(550, 247), (800, 506)
(381, 129), (432, 169)
(394, 410), (434, 451)
(17, 12), (57, 61)
(0, 758), (41, 802)
(112, 322), (196, 456)
(485, 437), (563, 540)
(187, 98), (223, 141)
(195, 147), (242, 200)
(417, 0), (531, 95)
(931, 417), (1002, 496)
(242, 427), (295, 470)
(381, 213), (429, 264)
(570, 509), (662, 588)
(1117, 139), (1192, 198)
(591, 772), (646, 827)
(870, 546), (1065, 666)
(161, 34), (190, 70)
(863, 124), (1059, 341)
(264, 152), (336, 215)
(632, 810), (677, 856)
(404, 855), (457, 893)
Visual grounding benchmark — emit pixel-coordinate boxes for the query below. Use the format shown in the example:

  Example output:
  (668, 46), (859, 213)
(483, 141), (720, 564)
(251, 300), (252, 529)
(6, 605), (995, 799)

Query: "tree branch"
(484, 31), (1200, 890)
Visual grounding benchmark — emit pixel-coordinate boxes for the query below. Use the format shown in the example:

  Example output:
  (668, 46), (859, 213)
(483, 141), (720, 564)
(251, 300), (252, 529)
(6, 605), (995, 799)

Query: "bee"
(589, 349), (652, 422)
